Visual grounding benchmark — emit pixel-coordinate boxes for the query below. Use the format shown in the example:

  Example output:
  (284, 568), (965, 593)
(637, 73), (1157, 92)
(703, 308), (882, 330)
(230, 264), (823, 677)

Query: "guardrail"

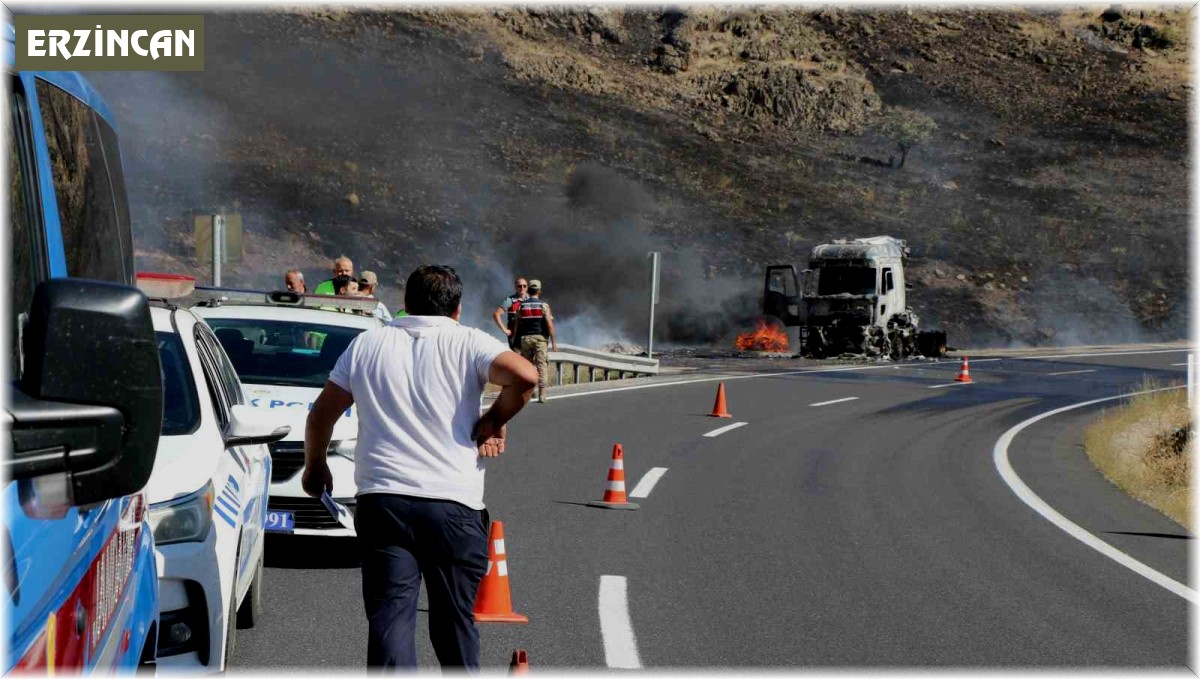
(547, 343), (659, 385)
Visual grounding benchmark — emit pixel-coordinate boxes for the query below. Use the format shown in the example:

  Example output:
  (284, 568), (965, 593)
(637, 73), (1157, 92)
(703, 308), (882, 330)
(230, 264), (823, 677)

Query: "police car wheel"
(237, 552), (264, 629)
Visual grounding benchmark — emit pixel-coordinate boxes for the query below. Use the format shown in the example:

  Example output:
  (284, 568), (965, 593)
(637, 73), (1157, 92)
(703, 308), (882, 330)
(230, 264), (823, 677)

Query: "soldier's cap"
(359, 271), (378, 286)
(527, 279), (542, 291)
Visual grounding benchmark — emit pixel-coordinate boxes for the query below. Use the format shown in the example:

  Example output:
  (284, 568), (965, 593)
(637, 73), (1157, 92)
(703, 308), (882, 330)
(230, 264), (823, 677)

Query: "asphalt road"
(231, 347), (1192, 669)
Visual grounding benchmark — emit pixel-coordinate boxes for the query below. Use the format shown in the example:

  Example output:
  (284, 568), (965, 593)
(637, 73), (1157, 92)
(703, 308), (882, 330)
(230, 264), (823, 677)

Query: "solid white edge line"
(928, 381), (971, 389)
(703, 421), (748, 437)
(629, 467), (669, 498)
(809, 396), (860, 407)
(992, 386), (1197, 603)
(1013, 348), (1189, 360)
(1045, 369), (1098, 376)
(536, 348), (1186, 402)
(599, 575), (642, 669)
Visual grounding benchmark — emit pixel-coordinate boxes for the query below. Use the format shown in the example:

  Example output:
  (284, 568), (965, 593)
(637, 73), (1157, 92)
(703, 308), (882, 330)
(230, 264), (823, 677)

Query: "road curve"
(232, 348), (1190, 669)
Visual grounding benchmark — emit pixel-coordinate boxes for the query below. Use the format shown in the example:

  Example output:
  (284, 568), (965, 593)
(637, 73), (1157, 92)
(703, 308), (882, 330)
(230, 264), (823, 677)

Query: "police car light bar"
(136, 272), (197, 299)
(190, 285), (382, 313)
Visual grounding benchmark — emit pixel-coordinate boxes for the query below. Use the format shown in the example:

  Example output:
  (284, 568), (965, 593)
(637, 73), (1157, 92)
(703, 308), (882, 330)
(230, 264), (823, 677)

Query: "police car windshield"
(158, 332), (200, 436)
(204, 318), (366, 388)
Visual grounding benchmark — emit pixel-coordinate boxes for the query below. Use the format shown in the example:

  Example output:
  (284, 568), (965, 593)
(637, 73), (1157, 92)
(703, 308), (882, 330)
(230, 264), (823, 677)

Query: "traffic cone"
(509, 649), (529, 674)
(473, 521), (529, 623)
(955, 356), (973, 383)
(587, 444), (640, 510)
(708, 382), (732, 418)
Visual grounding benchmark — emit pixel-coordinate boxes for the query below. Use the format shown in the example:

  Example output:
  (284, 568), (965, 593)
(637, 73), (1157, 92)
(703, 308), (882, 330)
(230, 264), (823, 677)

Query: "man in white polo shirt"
(302, 264), (538, 670)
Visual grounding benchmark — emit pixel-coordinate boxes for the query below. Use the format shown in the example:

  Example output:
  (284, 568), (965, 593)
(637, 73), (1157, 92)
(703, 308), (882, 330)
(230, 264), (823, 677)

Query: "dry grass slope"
(1083, 383), (1191, 531)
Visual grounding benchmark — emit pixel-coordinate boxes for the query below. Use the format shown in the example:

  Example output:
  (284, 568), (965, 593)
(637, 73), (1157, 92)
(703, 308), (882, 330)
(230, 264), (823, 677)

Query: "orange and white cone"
(473, 521), (529, 623)
(509, 649), (529, 674)
(708, 382), (732, 418)
(955, 356), (973, 383)
(587, 444), (640, 510)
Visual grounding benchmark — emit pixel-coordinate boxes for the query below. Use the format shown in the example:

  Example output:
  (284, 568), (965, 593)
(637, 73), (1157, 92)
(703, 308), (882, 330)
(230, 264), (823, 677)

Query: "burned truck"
(762, 236), (947, 359)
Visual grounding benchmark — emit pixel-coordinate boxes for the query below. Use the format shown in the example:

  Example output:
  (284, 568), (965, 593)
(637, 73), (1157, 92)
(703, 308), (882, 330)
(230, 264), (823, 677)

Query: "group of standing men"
(493, 276), (557, 403)
(284, 256), (396, 321)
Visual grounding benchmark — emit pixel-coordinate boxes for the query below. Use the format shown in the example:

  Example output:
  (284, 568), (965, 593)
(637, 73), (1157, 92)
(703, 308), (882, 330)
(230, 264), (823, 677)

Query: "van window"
(35, 79), (133, 284)
(883, 268), (894, 293)
(9, 85), (43, 379)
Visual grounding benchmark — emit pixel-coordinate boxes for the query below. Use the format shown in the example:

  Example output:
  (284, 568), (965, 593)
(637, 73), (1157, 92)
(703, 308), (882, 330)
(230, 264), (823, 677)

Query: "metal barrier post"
(1189, 353), (1195, 410)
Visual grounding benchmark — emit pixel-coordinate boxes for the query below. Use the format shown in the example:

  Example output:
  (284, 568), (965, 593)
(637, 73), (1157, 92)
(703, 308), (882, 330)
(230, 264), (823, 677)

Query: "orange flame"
(735, 319), (789, 352)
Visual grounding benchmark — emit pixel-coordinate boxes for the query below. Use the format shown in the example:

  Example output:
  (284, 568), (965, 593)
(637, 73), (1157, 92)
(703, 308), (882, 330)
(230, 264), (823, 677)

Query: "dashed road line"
(993, 386), (1197, 604)
(928, 381), (971, 389)
(545, 359), (972, 402)
(531, 349), (1183, 403)
(1045, 369), (1098, 376)
(703, 421), (748, 437)
(629, 468), (668, 498)
(599, 576), (641, 669)
(809, 397), (860, 407)
(1172, 362), (1188, 366)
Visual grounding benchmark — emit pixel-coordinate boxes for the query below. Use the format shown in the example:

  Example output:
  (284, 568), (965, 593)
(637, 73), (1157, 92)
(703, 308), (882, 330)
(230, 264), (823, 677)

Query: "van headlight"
(148, 481), (214, 545)
(331, 439), (357, 461)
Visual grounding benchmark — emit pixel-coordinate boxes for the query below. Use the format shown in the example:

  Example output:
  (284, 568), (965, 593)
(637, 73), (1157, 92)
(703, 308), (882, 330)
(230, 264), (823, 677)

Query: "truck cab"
(6, 28), (164, 671)
(764, 236), (944, 359)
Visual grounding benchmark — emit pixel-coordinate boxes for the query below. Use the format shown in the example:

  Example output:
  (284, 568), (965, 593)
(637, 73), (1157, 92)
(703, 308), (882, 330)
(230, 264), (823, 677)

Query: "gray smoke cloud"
(85, 9), (1186, 350)
(87, 12), (765, 349)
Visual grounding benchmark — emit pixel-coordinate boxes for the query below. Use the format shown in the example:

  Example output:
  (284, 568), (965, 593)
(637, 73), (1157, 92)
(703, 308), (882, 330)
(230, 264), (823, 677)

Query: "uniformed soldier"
(513, 280), (557, 403)
(492, 277), (529, 349)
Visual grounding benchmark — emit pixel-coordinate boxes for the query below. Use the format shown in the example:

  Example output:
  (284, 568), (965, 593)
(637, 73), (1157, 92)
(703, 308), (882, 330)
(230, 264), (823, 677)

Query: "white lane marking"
(928, 381), (972, 389)
(703, 421), (748, 437)
(1045, 369), (1098, 376)
(546, 360), (964, 401)
(1172, 362), (1188, 366)
(532, 349), (1182, 402)
(809, 396), (859, 407)
(1015, 348), (1188, 361)
(993, 386), (1197, 603)
(599, 576), (642, 669)
(629, 468), (668, 498)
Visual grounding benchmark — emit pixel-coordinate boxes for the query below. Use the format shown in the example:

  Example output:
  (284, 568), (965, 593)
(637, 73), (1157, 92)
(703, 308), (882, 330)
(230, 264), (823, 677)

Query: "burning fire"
(735, 319), (789, 352)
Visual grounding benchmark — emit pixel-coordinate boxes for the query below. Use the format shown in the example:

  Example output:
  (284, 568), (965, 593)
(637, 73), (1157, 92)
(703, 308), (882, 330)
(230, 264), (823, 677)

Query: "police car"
(188, 286), (384, 537)
(141, 288), (291, 670)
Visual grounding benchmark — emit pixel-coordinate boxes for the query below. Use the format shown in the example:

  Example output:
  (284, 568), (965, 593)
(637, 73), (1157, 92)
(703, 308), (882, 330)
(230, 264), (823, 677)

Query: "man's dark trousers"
(355, 493), (490, 670)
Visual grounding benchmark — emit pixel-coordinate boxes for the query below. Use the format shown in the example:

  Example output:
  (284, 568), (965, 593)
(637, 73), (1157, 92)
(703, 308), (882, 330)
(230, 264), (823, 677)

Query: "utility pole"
(648, 252), (660, 358)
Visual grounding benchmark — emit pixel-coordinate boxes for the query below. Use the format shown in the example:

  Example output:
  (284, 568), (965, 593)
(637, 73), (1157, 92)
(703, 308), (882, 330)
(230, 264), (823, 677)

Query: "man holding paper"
(302, 264), (538, 670)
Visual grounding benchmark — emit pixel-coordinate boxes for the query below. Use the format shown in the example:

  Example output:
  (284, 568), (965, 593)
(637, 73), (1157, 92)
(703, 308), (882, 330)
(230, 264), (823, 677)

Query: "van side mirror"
(905, 283), (914, 291)
(7, 279), (163, 506)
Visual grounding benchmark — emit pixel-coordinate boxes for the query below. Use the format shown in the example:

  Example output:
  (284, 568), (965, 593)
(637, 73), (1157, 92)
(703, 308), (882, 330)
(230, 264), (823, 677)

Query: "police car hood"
(242, 383), (359, 441)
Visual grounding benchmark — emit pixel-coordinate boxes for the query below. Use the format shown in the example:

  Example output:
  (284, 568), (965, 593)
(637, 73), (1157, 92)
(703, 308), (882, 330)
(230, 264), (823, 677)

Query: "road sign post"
(212, 214), (224, 286)
(196, 213), (243, 286)
(648, 252), (660, 359)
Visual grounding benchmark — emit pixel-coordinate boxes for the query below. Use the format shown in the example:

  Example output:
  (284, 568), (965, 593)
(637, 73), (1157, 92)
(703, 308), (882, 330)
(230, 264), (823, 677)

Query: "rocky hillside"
(87, 6), (1190, 348)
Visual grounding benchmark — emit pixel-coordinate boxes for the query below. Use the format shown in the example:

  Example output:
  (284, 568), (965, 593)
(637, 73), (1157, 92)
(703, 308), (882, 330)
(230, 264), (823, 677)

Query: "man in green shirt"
(314, 256), (355, 295)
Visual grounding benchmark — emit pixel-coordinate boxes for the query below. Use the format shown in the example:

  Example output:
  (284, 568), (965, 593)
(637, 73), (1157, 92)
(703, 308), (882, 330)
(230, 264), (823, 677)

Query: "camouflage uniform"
(514, 295), (552, 399)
